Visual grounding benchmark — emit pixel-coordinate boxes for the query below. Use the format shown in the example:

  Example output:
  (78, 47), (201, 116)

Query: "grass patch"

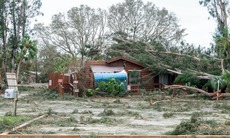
(0, 116), (32, 133)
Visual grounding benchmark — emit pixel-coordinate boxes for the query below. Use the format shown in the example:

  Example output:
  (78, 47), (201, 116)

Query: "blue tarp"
(94, 70), (127, 89)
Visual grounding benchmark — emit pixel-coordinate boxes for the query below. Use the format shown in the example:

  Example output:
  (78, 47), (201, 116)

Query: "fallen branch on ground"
(0, 114), (48, 135)
(164, 85), (213, 96)
(164, 85), (230, 99)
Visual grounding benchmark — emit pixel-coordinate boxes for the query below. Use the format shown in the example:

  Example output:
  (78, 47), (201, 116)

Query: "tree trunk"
(16, 60), (22, 83)
(11, 0), (18, 73)
(11, 50), (15, 73)
(81, 54), (84, 66)
(221, 58), (225, 74)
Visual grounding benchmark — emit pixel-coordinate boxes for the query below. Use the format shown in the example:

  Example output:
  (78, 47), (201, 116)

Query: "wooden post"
(5, 73), (18, 116)
(13, 90), (18, 116)
(58, 79), (63, 96)
(58, 83), (63, 96)
(73, 73), (78, 97)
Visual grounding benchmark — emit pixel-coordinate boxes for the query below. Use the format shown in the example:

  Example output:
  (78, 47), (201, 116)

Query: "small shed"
(48, 72), (78, 96)
(83, 57), (156, 91)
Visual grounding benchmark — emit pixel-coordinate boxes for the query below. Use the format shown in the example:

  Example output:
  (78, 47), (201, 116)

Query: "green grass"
(0, 116), (32, 133)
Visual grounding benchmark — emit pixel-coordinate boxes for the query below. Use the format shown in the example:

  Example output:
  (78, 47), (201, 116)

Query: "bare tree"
(67, 5), (107, 63)
(35, 5), (107, 65)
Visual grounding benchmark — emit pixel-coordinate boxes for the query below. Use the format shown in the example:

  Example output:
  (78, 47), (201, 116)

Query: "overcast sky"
(37, 0), (217, 48)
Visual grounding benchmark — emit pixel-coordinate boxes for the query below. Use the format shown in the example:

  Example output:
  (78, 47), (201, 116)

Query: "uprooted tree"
(103, 1), (230, 98)
(23, 0), (230, 99)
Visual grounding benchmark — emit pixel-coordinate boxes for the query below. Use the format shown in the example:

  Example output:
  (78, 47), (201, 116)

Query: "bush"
(96, 78), (124, 97)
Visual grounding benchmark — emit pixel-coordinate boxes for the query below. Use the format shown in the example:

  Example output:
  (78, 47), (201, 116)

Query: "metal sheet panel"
(90, 65), (124, 73)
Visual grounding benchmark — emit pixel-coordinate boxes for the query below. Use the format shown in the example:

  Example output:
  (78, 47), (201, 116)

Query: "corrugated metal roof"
(90, 65), (124, 73)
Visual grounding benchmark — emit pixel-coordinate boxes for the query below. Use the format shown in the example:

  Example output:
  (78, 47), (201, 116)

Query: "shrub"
(96, 78), (124, 97)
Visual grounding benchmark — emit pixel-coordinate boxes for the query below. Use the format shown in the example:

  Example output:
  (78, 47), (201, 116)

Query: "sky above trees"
(36, 0), (216, 48)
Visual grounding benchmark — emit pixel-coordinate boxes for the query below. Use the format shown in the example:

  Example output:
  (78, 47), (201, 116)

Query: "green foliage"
(129, 70), (141, 84)
(0, 0), (42, 80)
(221, 71), (230, 87)
(47, 108), (57, 115)
(163, 112), (174, 118)
(32, 88), (75, 101)
(53, 57), (68, 73)
(96, 78), (124, 97)
(98, 108), (115, 116)
(0, 116), (31, 133)
(166, 112), (200, 135)
(87, 89), (95, 97)
(18, 35), (37, 62)
(225, 120), (230, 125)
(211, 71), (230, 91)
(167, 111), (230, 135)
(210, 76), (223, 91)
(174, 72), (200, 86)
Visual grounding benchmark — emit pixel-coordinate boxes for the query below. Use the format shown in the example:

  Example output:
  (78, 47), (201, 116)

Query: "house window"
(128, 70), (141, 85)
(159, 74), (169, 85)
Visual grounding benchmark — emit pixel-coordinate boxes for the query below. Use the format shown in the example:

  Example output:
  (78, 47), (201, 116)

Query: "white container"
(4, 89), (16, 98)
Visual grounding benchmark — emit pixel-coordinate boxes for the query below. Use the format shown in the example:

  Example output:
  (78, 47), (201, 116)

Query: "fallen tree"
(164, 85), (230, 99)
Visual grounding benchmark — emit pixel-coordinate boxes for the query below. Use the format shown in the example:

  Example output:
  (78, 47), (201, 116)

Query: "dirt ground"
(1, 87), (230, 135)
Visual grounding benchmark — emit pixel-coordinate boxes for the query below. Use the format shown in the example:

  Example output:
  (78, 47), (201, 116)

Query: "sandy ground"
(0, 89), (230, 135)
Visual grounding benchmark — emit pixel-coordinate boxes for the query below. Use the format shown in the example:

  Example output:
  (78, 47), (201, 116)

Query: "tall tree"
(108, 0), (185, 48)
(0, 0), (42, 82)
(200, 0), (230, 58)
(16, 35), (37, 81)
(0, 0), (9, 80)
(35, 5), (107, 65)
(68, 5), (106, 62)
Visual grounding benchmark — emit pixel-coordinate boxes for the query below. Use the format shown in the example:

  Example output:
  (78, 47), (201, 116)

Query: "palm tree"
(16, 35), (37, 82)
